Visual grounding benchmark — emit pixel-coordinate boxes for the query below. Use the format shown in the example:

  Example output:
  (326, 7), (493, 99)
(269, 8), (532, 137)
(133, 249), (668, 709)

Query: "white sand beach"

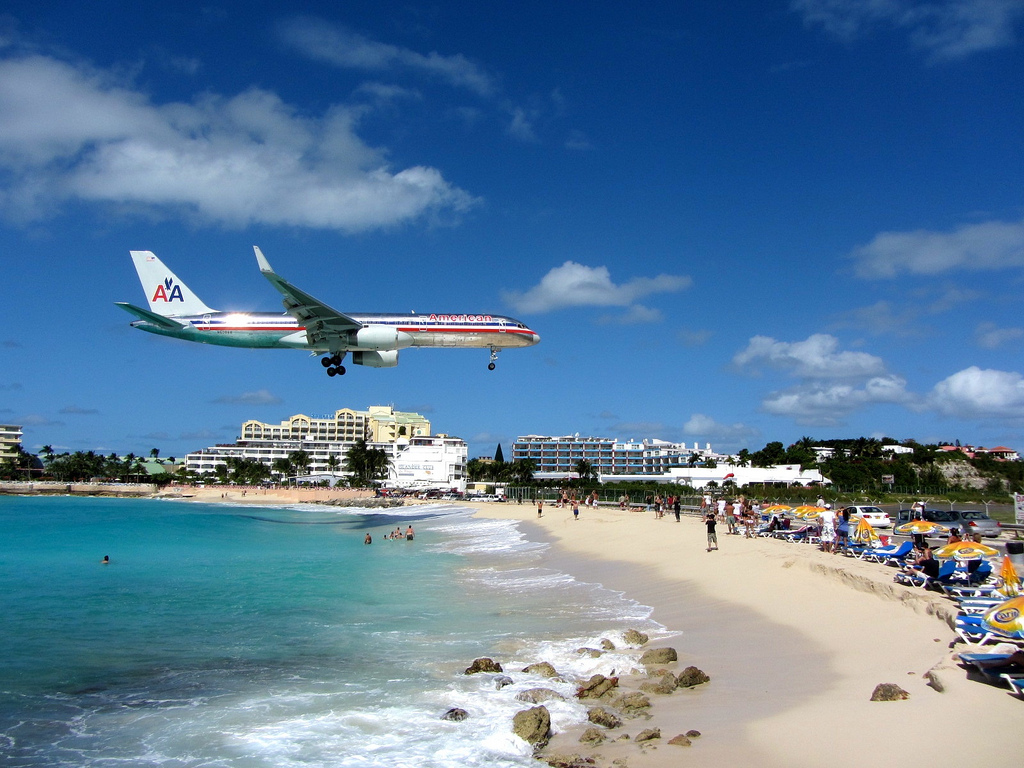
(469, 500), (1023, 767)
(175, 488), (1022, 765)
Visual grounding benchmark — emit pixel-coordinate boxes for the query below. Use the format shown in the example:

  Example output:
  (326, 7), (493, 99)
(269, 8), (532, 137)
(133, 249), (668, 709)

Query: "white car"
(839, 505), (891, 528)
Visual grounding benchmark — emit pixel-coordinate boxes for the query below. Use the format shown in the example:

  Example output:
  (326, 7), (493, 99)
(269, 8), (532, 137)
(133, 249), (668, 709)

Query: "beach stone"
(465, 658), (503, 675)
(441, 708), (469, 721)
(639, 647), (678, 665)
(639, 677), (676, 695)
(576, 674), (619, 700)
(870, 683), (910, 701)
(512, 705), (551, 749)
(668, 734), (692, 747)
(579, 727), (606, 745)
(516, 688), (565, 704)
(613, 691), (651, 716)
(623, 629), (649, 646)
(600, 639), (616, 651)
(587, 706), (623, 729)
(494, 675), (514, 690)
(576, 647), (602, 658)
(675, 666), (711, 688)
(545, 754), (597, 768)
(635, 728), (661, 743)
(686, 729), (701, 738)
(522, 662), (559, 678)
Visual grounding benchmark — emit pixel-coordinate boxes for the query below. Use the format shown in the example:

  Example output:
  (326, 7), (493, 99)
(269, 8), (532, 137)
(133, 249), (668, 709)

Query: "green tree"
(494, 444), (505, 463)
(574, 459), (596, 482)
(288, 450), (311, 477)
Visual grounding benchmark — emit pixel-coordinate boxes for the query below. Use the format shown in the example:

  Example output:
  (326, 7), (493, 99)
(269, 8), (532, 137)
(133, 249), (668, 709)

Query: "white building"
(513, 435), (726, 475)
(0, 424), (22, 461)
(186, 406), (466, 489)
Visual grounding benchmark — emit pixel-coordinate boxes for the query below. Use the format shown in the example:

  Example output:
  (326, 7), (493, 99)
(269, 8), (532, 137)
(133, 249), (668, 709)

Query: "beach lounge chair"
(957, 651), (1024, 685)
(955, 596), (1007, 614)
(895, 560), (955, 589)
(954, 614), (1024, 647)
(1001, 674), (1024, 697)
(862, 540), (914, 566)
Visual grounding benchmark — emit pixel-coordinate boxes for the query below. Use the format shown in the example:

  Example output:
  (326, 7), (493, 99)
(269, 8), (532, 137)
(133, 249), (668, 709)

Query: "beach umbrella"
(982, 596), (1024, 640)
(998, 555), (1021, 597)
(932, 541), (1000, 561)
(850, 516), (880, 545)
(793, 506), (827, 519)
(894, 520), (949, 537)
(762, 505), (791, 515)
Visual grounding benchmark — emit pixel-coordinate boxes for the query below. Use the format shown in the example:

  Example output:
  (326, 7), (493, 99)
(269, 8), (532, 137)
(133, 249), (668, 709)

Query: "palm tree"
(575, 459), (595, 482)
(288, 450), (311, 478)
(272, 457), (293, 483)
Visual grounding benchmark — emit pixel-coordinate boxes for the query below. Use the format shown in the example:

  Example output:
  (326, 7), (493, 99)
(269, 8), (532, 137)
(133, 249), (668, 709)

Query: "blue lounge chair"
(895, 560), (955, 589)
(955, 614), (1024, 647)
(863, 540), (914, 566)
(1001, 674), (1024, 697)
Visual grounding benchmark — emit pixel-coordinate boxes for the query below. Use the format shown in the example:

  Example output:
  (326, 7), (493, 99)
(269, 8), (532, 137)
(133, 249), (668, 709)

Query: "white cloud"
(792, 0), (1024, 61)
(212, 389), (283, 405)
(503, 261), (692, 315)
(929, 366), (1024, 418)
(683, 414), (758, 443)
(762, 375), (913, 426)
(507, 106), (539, 142)
(0, 53), (477, 229)
(976, 322), (1024, 348)
(278, 17), (495, 96)
(851, 218), (1024, 278)
(733, 333), (886, 379)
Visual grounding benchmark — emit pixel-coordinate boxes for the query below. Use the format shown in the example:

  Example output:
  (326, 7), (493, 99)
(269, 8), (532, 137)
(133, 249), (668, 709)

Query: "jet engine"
(349, 325), (413, 350)
(351, 350), (399, 368)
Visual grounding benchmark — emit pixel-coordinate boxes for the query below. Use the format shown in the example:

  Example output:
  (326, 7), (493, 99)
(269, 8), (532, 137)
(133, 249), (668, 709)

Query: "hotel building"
(185, 406), (466, 489)
(512, 435), (719, 476)
(0, 424), (23, 461)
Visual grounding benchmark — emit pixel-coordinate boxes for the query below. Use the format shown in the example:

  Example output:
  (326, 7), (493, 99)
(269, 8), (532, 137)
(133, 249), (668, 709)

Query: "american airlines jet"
(116, 247), (540, 377)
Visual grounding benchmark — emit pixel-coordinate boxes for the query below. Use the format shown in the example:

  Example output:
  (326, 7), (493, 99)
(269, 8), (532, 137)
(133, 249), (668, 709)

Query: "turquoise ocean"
(0, 496), (663, 767)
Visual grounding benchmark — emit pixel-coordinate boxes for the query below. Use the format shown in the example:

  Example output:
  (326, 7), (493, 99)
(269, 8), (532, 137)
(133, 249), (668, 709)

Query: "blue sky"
(2, 1), (1024, 461)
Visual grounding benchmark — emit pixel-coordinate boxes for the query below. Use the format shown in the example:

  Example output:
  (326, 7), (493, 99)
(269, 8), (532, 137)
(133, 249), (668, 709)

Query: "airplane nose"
(531, 332), (541, 344)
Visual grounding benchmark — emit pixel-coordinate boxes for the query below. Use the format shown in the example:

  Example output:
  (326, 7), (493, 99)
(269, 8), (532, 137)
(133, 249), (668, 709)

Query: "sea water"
(0, 496), (663, 767)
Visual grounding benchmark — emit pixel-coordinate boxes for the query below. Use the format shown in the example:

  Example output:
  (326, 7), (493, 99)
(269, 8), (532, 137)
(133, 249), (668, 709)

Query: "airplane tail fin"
(129, 251), (216, 316)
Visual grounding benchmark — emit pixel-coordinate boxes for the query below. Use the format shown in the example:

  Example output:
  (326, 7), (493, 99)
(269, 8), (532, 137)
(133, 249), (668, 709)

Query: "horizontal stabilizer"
(115, 302), (187, 330)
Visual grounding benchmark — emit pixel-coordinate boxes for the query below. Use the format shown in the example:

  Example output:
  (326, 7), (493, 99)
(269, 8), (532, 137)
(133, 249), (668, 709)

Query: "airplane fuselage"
(130, 311), (540, 352)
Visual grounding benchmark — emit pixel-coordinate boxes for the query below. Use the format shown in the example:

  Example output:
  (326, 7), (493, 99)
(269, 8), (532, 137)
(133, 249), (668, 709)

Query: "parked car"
(892, 508), (1001, 538)
(838, 505), (891, 528)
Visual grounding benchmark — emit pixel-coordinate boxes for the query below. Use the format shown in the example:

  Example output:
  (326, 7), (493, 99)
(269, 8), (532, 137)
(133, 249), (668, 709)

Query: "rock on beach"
(465, 657), (503, 674)
(512, 705), (552, 749)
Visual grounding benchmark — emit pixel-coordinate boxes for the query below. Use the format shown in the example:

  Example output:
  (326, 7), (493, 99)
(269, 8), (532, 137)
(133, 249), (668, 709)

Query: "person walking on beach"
(537, 498), (543, 518)
(572, 499), (580, 520)
(673, 497), (681, 522)
(705, 511), (718, 552)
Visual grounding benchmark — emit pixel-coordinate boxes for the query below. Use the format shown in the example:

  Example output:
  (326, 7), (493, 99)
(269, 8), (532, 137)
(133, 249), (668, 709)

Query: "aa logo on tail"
(152, 277), (184, 303)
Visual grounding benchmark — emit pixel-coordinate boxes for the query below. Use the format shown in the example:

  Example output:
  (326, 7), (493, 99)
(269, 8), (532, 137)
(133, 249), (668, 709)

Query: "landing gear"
(321, 353), (346, 377)
(487, 347), (499, 371)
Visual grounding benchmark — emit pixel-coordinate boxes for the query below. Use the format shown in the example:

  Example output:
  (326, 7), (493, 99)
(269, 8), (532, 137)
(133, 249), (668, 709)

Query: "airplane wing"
(115, 302), (188, 330)
(253, 246), (362, 347)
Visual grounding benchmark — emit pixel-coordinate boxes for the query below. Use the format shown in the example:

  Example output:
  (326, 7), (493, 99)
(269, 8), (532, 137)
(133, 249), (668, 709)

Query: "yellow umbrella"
(762, 505), (791, 515)
(792, 505), (826, 519)
(894, 520), (949, 536)
(850, 516), (880, 545)
(932, 541), (1001, 561)
(982, 596), (1024, 639)
(998, 555), (1021, 597)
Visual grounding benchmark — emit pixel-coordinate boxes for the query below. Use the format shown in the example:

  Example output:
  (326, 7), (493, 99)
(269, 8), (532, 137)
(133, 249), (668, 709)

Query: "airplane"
(116, 247), (540, 377)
